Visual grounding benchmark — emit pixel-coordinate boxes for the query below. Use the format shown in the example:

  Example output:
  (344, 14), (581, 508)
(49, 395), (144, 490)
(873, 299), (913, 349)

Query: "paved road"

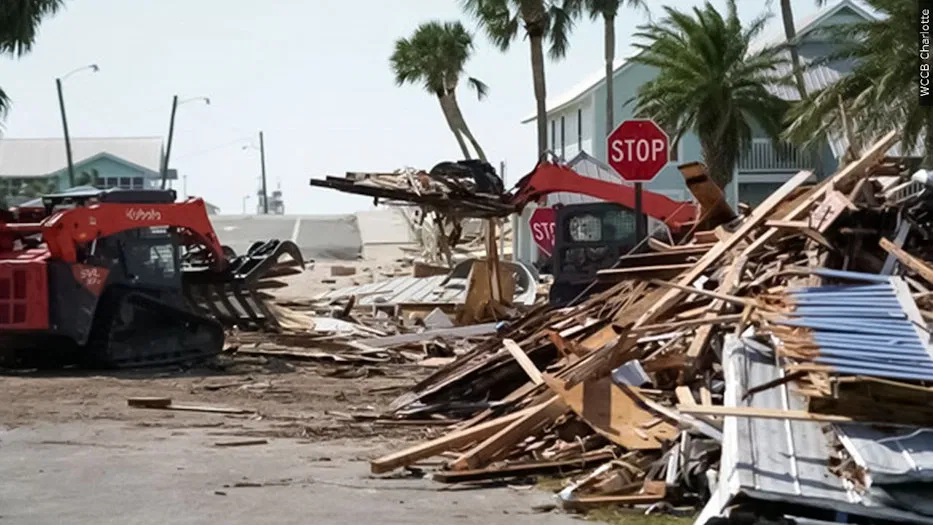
(0, 421), (576, 525)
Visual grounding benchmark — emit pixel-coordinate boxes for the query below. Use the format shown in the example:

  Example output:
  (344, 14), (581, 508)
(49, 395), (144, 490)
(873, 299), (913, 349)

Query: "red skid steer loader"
(0, 187), (303, 368)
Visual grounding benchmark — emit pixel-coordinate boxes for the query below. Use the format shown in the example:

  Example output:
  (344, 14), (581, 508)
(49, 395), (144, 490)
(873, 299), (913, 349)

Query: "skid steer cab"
(547, 202), (676, 305)
(0, 188), (304, 369)
(507, 160), (698, 306)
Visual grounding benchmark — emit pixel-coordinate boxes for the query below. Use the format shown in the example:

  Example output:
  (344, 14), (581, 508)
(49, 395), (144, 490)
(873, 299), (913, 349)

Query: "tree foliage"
(0, 0), (65, 119)
(630, 0), (791, 188)
(784, 0), (929, 164)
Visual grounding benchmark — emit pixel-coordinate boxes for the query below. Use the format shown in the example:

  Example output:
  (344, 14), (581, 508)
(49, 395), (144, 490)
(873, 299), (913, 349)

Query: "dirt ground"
(0, 350), (590, 525)
(0, 254), (593, 524)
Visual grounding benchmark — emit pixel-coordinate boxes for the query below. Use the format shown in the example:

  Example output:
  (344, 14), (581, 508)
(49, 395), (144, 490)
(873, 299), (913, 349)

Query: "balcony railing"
(738, 139), (812, 173)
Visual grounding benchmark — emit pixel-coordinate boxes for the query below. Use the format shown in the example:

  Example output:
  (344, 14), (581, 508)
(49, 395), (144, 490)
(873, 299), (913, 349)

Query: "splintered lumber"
(597, 263), (693, 282)
(502, 338), (543, 385)
(370, 406), (534, 474)
(636, 169), (815, 328)
(432, 450), (615, 483)
(741, 130), (898, 257)
(880, 237), (933, 285)
(545, 375), (678, 450)
(449, 396), (568, 471)
(127, 397), (251, 415)
(685, 256), (748, 361)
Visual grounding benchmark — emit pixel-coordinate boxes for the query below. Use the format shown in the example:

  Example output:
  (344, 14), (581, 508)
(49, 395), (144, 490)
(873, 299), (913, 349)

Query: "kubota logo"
(125, 208), (162, 221)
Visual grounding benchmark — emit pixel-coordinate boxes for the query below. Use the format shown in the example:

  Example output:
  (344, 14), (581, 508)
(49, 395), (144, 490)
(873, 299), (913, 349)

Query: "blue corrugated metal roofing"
(775, 272), (933, 383)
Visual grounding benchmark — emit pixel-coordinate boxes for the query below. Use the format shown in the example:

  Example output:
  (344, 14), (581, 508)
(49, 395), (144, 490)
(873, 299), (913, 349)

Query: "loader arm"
(508, 161), (697, 229)
(36, 198), (227, 271)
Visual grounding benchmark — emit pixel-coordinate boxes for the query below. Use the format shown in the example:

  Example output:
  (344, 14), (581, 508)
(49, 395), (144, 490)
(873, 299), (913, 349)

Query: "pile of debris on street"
(303, 130), (933, 524)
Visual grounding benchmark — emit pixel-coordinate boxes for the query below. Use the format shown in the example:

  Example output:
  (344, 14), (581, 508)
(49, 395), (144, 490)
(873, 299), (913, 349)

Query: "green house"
(0, 137), (177, 206)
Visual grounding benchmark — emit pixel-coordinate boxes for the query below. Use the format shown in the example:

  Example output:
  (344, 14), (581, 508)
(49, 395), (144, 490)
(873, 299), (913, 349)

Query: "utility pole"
(161, 95), (179, 189)
(56, 78), (76, 187)
(259, 131), (269, 214)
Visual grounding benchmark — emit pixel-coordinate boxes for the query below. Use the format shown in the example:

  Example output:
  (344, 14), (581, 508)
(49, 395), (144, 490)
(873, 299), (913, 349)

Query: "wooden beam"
(503, 338), (543, 385)
(880, 237), (933, 285)
(685, 256), (748, 360)
(449, 396), (567, 471)
(635, 170), (816, 327)
(369, 407), (533, 474)
(740, 130), (898, 258)
(432, 450), (615, 483)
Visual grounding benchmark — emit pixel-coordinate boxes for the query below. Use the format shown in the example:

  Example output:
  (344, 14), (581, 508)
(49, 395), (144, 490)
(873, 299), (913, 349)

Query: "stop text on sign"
(609, 138), (667, 163)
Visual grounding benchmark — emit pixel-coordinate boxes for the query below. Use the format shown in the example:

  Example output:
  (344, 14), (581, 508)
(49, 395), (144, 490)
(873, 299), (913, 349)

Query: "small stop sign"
(607, 119), (669, 183)
(528, 207), (556, 256)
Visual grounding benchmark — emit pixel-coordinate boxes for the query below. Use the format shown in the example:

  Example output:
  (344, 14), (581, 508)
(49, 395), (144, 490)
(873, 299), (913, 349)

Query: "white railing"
(738, 139), (811, 172)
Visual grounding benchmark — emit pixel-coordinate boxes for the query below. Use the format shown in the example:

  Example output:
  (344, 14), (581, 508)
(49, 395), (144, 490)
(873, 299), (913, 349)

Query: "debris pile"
(366, 130), (933, 523)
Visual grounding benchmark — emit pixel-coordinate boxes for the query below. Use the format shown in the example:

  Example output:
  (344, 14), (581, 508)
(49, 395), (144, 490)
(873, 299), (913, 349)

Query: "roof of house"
(521, 0), (875, 123)
(0, 137), (163, 177)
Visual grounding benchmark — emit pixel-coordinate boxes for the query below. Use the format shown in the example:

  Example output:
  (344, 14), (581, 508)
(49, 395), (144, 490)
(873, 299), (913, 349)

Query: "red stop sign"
(607, 119), (669, 182)
(528, 207), (556, 256)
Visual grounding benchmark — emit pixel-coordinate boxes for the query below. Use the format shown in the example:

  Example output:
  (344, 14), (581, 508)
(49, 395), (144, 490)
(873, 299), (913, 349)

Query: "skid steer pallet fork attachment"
(182, 239), (305, 331)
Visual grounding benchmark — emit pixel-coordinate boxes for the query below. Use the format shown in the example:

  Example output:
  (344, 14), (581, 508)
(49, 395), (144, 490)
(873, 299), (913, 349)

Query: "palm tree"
(461, 0), (578, 157)
(0, 0), (65, 119)
(629, 0), (791, 188)
(774, 0), (824, 99)
(566, 0), (648, 136)
(391, 21), (489, 161)
(785, 1), (929, 166)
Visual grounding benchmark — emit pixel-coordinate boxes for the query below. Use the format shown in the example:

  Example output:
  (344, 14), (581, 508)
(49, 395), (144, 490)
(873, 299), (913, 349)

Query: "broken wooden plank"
(370, 406), (534, 474)
(356, 323), (499, 348)
(127, 397), (252, 415)
(635, 169), (815, 327)
(431, 450), (615, 483)
(214, 439), (269, 447)
(879, 237), (933, 285)
(544, 375), (678, 450)
(503, 338), (543, 385)
(449, 396), (567, 471)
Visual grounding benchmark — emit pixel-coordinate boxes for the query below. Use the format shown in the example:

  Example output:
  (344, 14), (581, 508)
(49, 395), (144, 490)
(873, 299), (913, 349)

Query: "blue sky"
(0, 0), (829, 214)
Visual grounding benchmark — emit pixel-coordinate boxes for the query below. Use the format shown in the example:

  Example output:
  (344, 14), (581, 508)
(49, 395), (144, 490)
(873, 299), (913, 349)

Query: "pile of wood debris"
(365, 131), (933, 522)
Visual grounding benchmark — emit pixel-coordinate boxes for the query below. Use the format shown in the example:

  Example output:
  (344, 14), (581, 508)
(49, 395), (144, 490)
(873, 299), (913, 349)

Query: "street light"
(56, 64), (99, 187)
(160, 95), (211, 189)
(242, 131), (268, 214)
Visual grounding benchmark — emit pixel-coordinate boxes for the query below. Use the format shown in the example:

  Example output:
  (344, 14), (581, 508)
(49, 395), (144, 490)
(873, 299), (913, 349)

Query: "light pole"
(160, 95), (210, 189)
(56, 64), (99, 187)
(242, 194), (251, 214)
(242, 131), (268, 214)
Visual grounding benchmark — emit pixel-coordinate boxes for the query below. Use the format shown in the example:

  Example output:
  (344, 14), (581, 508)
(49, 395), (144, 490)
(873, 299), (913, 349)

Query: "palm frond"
(467, 77), (489, 100)
(0, 0), (65, 57)
(630, 0), (789, 187)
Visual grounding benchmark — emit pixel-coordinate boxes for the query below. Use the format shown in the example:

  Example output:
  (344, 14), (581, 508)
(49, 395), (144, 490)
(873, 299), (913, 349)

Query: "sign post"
(606, 119), (670, 243)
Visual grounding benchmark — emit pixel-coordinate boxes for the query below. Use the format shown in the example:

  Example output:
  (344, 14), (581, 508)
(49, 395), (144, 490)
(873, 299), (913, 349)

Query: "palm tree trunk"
(700, 135), (734, 189)
(604, 13), (616, 136)
(529, 33), (548, 157)
(923, 111), (933, 169)
(448, 91), (487, 162)
(780, 0), (808, 100)
(437, 94), (472, 159)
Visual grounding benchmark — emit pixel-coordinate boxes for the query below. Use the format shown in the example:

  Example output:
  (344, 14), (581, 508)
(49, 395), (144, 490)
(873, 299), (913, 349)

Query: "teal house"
(521, 0), (875, 207)
(0, 136), (177, 206)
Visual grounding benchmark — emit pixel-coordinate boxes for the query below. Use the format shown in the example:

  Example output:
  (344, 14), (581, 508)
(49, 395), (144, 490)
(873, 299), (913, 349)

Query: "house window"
(119, 177), (131, 189)
(132, 178), (144, 189)
(560, 116), (566, 158)
(105, 177), (118, 188)
(551, 120), (556, 152)
(577, 109), (583, 150)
